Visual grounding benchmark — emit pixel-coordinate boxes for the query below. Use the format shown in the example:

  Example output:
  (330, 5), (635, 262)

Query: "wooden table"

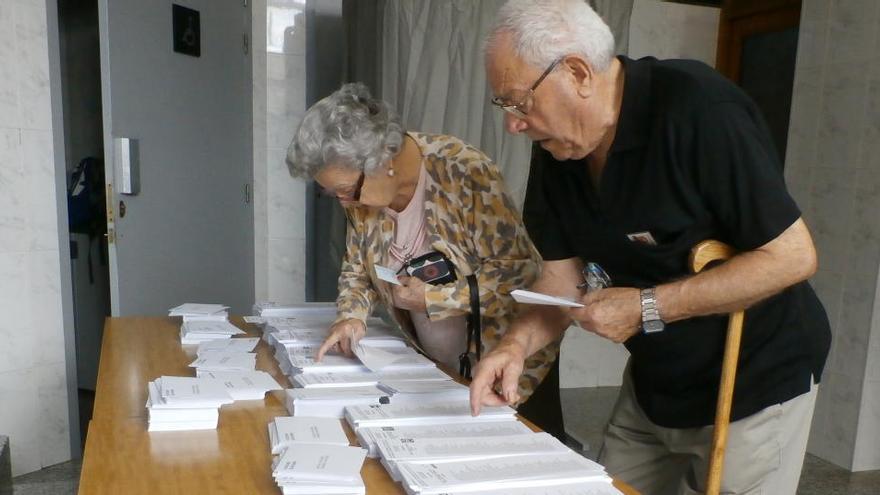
(79, 317), (638, 494)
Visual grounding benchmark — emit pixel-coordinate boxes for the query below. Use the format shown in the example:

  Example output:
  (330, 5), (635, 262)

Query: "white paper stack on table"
(356, 421), (533, 458)
(272, 444), (367, 495)
(253, 301), (337, 318)
(352, 343), (436, 372)
(266, 317), (405, 348)
(267, 416), (350, 454)
(376, 380), (469, 404)
(285, 386), (389, 419)
(344, 402), (517, 430)
(277, 345), (369, 376)
(179, 320), (245, 345)
(293, 367), (452, 389)
(189, 351), (256, 372)
(197, 370), (283, 400)
(196, 337), (259, 356)
(145, 376), (233, 431)
(394, 451), (613, 495)
(377, 432), (571, 481)
(169, 303), (230, 321)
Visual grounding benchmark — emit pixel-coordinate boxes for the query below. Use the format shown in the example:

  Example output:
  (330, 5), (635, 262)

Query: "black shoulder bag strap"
(458, 274), (481, 379)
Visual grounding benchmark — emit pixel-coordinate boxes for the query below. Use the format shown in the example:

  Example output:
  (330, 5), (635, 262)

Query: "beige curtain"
(379, 0), (633, 208)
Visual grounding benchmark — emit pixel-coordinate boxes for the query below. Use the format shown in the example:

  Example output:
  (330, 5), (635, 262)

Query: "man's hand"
(393, 276), (428, 311)
(468, 340), (527, 416)
(570, 287), (642, 343)
(315, 318), (366, 361)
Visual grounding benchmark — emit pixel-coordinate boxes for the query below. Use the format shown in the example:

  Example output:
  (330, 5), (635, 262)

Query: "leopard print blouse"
(334, 132), (560, 402)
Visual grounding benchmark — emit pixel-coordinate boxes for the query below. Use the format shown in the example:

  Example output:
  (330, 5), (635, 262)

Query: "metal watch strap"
(640, 287), (664, 333)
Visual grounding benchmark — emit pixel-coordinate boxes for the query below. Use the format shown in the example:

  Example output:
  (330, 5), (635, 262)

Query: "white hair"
(487, 0), (616, 72)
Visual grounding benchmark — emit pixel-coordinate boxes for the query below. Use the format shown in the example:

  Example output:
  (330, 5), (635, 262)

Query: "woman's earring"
(387, 165), (395, 177)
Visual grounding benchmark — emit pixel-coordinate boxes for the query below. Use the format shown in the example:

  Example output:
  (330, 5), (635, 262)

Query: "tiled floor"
(11, 386), (880, 494)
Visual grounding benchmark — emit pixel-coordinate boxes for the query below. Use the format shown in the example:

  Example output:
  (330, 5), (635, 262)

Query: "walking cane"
(688, 240), (742, 495)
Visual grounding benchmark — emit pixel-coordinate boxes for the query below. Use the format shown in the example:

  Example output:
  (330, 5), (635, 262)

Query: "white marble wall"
(0, 0), (72, 476)
(787, 0), (880, 472)
(560, 0), (720, 389)
(628, 0), (720, 65)
(253, 0), (308, 305)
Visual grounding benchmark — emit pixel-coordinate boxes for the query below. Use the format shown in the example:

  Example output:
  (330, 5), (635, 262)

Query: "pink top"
(384, 159), (467, 370)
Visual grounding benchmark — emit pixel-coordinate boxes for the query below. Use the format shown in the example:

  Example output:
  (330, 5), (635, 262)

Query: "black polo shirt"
(523, 56), (831, 428)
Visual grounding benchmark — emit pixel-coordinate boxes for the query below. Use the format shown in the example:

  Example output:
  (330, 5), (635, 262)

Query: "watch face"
(643, 319), (665, 334)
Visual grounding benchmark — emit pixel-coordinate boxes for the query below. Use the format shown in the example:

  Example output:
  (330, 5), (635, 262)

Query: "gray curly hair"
(286, 83), (406, 178)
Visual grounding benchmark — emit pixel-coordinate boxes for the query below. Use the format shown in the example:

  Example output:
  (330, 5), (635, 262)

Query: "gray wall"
(0, 0), (77, 476)
(786, 0), (880, 473)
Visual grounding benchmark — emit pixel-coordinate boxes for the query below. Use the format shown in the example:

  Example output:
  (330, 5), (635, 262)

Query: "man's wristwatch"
(640, 287), (665, 334)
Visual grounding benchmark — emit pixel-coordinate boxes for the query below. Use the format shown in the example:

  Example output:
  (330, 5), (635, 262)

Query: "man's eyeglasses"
(491, 56), (564, 119)
(577, 262), (611, 292)
(322, 171), (366, 202)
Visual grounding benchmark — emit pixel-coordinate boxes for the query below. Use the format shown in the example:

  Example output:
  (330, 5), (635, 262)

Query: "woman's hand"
(315, 318), (366, 361)
(392, 275), (428, 311)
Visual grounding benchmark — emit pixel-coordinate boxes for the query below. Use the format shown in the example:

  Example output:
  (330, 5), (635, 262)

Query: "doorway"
(57, 0), (110, 452)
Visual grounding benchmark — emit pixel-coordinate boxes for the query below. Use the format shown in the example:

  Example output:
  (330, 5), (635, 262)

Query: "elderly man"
(469, 1), (831, 494)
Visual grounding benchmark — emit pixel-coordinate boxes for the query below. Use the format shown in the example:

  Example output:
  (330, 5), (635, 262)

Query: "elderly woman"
(286, 82), (563, 437)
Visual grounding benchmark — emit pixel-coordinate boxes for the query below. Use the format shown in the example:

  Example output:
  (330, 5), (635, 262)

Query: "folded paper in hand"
(374, 265), (401, 286)
(510, 289), (584, 308)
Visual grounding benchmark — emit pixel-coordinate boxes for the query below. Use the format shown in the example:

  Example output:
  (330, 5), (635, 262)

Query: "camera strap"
(459, 274), (481, 379)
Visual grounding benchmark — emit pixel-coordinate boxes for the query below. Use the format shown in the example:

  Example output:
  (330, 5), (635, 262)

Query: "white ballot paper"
(352, 343), (435, 372)
(452, 481), (622, 495)
(374, 265), (402, 285)
(356, 421), (532, 458)
(268, 416), (350, 454)
(376, 432), (568, 463)
(345, 401), (516, 429)
(510, 289), (584, 308)
(273, 444), (367, 483)
(197, 370), (282, 400)
(395, 451), (609, 494)
(196, 337), (259, 356)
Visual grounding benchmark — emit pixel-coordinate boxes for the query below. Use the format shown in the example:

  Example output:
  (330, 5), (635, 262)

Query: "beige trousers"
(599, 367), (818, 495)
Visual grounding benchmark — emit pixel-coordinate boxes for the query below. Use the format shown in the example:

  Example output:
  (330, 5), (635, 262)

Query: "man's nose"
(504, 112), (528, 134)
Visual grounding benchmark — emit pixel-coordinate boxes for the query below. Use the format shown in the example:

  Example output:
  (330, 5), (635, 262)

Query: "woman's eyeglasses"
(321, 171), (366, 202)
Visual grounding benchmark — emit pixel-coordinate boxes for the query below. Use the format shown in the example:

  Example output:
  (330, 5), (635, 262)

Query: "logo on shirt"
(626, 231), (658, 246)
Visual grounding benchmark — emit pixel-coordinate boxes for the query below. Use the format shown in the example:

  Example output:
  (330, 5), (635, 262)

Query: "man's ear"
(565, 55), (595, 98)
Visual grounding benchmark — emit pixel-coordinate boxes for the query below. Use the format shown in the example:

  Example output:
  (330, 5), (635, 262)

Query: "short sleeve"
(694, 101), (801, 250)
(522, 144), (575, 260)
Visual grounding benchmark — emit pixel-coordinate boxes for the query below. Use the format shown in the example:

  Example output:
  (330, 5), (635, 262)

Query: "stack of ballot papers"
(196, 370), (283, 400)
(189, 352), (257, 372)
(352, 343), (436, 372)
(293, 367), (452, 389)
(179, 320), (245, 345)
(196, 337), (259, 355)
(356, 421), (532, 458)
(267, 416), (350, 454)
(393, 451), (613, 494)
(272, 444), (367, 495)
(169, 303), (230, 321)
(277, 345), (369, 376)
(267, 322), (406, 349)
(285, 386), (389, 418)
(253, 301), (337, 318)
(145, 376), (233, 431)
(376, 380), (470, 404)
(345, 402), (517, 430)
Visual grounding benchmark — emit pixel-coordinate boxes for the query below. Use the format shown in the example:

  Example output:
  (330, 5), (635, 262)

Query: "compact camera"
(403, 251), (457, 285)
